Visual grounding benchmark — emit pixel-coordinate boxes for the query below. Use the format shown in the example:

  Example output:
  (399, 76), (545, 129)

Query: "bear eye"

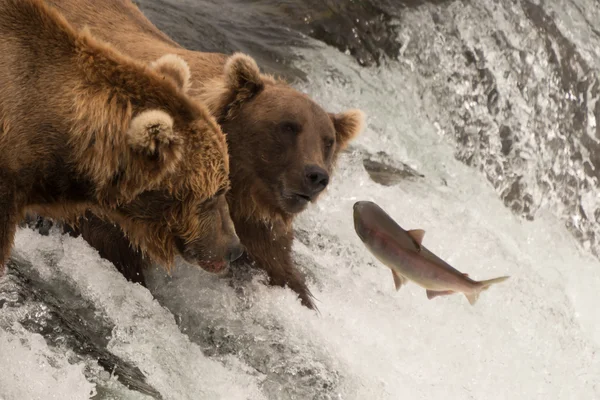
(280, 121), (301, 135)
(324, 138), (335, 154)
(202, 188), (227, 209)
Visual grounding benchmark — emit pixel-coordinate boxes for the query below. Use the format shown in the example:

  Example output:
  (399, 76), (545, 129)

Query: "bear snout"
(303, 165), (329, 196)
(226, 239), (245, 262)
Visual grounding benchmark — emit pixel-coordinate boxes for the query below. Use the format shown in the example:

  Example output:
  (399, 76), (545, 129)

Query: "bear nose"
(304, 165), (329, 194)
(226, 239), (245, 262)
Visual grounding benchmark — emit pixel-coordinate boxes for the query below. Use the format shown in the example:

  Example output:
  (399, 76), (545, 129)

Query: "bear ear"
(149, 54), (192, 93)
(329, 109), (366, 149)
(127, 109), (184, 171)
(223, 52), (264, 99)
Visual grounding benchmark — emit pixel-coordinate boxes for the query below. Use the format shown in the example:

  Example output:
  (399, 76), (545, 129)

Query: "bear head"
(201, 53), (365, 222)
(74, 49), (244, 272)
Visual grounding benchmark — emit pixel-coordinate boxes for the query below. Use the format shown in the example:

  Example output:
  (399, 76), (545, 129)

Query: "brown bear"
(0, 0), (243, 275)
(43, 0), (365, 309)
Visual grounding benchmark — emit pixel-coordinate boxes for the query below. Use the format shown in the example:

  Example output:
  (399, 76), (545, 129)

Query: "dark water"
(134, 0), (451, 77)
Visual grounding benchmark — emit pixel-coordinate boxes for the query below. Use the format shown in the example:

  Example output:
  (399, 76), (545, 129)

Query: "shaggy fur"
(0, 0), (241, 274)
(42, 0), (365, 309)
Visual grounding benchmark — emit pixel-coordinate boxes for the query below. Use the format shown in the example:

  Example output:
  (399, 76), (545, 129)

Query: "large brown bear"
(44, 0), (365, 309)
(0, 0), (243, 275)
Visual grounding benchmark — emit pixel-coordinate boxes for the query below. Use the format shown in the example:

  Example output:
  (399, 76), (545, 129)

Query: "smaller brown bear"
(0, 0), (243, 274)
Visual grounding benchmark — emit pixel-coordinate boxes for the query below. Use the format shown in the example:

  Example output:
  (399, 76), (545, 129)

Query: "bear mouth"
(293, 193), (312, 202)
(197, 260), (227, 273)
(277, 184), (314, 214)
(282, 192), (312, 213)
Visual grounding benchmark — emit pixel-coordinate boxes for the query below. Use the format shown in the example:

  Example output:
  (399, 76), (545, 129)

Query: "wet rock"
(362, 153), (424, 186)
(341, 145), (424, 185)
(499, 125), (513, 156)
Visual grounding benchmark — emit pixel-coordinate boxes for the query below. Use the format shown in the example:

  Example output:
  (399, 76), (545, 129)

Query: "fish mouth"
(353, 201), (380, 242)
(353, 201), (378, 216)
(354, 224), (374, 242)
(353, 201), (368, 212)
(355, 228), (366, 241)
(352, 215), (369, 241)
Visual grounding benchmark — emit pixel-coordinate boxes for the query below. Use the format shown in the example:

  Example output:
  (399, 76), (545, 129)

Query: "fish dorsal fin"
(391, 270), (407, 291)
(407, 229), (425, 250)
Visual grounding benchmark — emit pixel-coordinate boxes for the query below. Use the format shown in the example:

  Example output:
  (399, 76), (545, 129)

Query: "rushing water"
(1, 0), (600, 399)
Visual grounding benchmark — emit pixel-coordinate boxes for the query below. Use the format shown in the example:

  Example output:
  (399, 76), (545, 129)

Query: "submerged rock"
(362, 152), (425, 186)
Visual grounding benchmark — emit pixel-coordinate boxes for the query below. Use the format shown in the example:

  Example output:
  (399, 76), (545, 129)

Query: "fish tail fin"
(464, 276), (510, 306)
(479, 276), (511, 289)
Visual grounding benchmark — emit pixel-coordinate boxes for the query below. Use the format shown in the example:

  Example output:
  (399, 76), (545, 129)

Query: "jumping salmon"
(353, 201), (510, 305)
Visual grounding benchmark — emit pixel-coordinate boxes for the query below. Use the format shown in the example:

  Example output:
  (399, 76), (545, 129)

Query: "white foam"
(0, 324), (95, 400)
(7, 230), (267, 400)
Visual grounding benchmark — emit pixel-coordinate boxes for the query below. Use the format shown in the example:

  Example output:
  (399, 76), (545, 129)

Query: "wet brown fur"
(0, 0), (236, 274)
(40, 0), (365, 309)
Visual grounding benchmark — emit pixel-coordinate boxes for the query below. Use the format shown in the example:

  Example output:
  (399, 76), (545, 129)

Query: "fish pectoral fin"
(426, 289), (455, 300)
(407, 229), (425, 251)
(465, 292), (480, 305)
(391, 270), (407, 291)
